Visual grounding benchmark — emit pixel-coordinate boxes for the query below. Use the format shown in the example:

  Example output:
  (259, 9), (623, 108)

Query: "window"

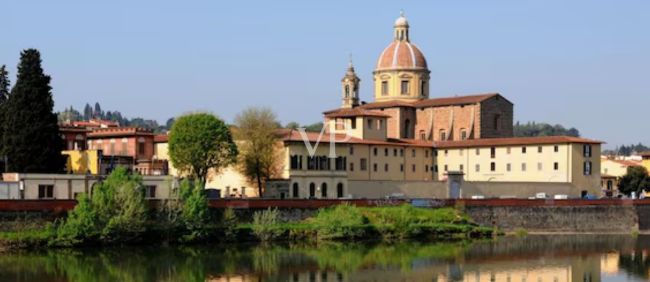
(393, 149), (397, 156)
(460, 129), (467, 140)
(400, 149), (404, 156)
(351, 118), (357, 129)
(321, 183), (328, 198)
(381, 81), (389, 96)
(439, 130), (446, 141)
(349, 162), (354, 171)
(538, 146), (543, 153)
(476, 148), (480, 155)
(400, 164), (404, 172)
(444, 165), (448, 172)
(344, 85), (350, 97)
(144, 185), (156, 199)
(38, 185), (54, 199)
(537, 162), (543, 171)
(554, 162), (559, 171)
(434, 165), (439, 172)
(384, 148), (388, 156)
(420, 130), (426, 140)
(584, 161), (592, 175)
(367, 119), (373, 129)
(522, 147), (527, 154)
(554, 145), (559, 152)
(459, 149), (463, 156)
(138, 141), (146, 156)
(292, 183), (299, 198)
(377, 119), (383, 130)
(491, 162), (496, 172)
(507, 163), (511, 172)
(373, 163), (378, 172)
(349, 146), (354, 155)
(400, 80), (410, 95)
(360, 158), (367, 171)
(459, 164), (464, 171)
(412, 164), (416, 172)
(403, 119), (411, 138)
(490, 147), (496, 158)
(493, 114), (501, 130)
(384, 163), (389, 172)
(373, 148), (378, 156)
(425, 150), (429, 158)
(337, 183), (344, 198)
(521, 163), (527, 171)
(420, 80), (426, 96)
(335, 157), (347, 171)
(583, 145), (592, 157)
(412, 149), (416, 157)
(425, 165), (429, 172)
(290, 155), (303, 170)
(507, 147), (511, 154)
(309, 183), (316, 198)
(475, 164), (480, 172)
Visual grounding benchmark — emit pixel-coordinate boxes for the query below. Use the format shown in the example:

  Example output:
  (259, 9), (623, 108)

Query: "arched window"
(460, 129), (467, 140)
(439, 129), (446, 141)
(344, 85), (350, 98)
(292, 183), (299, 198)
(337, 183), (344, 198)
(321, 183), (328, 198)
(309, 183), (316, 198)
(419, 130), (426, 140)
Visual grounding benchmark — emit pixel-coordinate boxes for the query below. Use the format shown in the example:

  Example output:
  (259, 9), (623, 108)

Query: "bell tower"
(341, 58), (360, 108)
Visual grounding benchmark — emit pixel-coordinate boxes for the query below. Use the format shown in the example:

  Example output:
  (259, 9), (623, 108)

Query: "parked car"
(553, 194), (568, 200)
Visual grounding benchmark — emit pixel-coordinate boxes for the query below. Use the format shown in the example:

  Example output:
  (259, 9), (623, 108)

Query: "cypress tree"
(2, 49), (64, 173)
(0, 65), (10, 168)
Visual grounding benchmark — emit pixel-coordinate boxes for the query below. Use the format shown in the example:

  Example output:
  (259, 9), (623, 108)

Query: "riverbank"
(0, 205), (495, 250)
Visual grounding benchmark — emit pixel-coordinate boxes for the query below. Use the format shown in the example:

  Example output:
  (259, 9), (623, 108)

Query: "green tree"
(55, 167), (148, 245)
(169, 113), (238, 185)
(0, 65), (10, 164)
(618, 166), (650, 196)
(1, 49), (64, 173)
(234, 107), (281, 196)
(285, 121), (300, 129)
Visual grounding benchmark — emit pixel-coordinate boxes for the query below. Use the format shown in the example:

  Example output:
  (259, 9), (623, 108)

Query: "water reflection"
(0, 235), (649, 282)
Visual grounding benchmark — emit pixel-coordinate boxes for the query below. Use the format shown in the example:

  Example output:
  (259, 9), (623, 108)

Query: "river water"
(1, 235), (649, 281)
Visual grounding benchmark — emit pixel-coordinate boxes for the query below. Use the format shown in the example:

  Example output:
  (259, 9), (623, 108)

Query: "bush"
(178, 180), (209, 242)
(221, 207), (238, 241)
(311, 204), (368, 240)
(252, 208), (283, 242)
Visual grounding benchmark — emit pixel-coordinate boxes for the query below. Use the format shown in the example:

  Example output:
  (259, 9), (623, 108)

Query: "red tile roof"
(277, 129), (431, 148)
(87, 127), (153, 138)
(324, 93), (508, 115)
(434, 136), (603, 149)
(324, 107), (391, 118)
(153, 134), (169, 143)
(607, 159), (642, 167)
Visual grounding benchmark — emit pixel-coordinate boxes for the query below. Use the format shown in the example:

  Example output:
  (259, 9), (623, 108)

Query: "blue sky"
(2, 1), (649, 148)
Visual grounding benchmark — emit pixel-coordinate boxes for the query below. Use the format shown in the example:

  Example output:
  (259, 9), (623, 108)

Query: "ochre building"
(265, 13), (602, 199)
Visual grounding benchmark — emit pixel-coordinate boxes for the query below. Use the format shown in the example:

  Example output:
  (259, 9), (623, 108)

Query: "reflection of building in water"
(600, 252), (620, 275)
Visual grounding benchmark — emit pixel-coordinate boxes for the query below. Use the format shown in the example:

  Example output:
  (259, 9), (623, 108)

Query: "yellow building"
(642, 152), (650, 172)
(600, 157), (641, 196)
(62, 149), (101, 175)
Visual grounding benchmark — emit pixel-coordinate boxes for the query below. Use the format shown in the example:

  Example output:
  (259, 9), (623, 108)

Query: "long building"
(259, 13), (603, 199)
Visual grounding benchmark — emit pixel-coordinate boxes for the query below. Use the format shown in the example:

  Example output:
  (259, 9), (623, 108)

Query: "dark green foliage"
(0, 65), (9, 163)
(603, 143), (650, 157)
(618, 166), (650, 196)
(513, 121), (580, 138)
(169, 113), (238, 185)
(311, 204), (368, 240)
(1, 49), (64, 173)
(221, 207), (238, 241)
(251, 208), (284, 242)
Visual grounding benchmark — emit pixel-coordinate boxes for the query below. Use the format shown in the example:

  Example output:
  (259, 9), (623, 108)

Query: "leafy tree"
(618, 166), (650, 196)
(55, 167), (148, 245)
(1, 49), (64, 173)
(304, 122), (324, 132)
(234, 107), (281, 196)
(285, 121), (300, 129)
(168, 113), (238, 185)
(513, 121), (580, 138)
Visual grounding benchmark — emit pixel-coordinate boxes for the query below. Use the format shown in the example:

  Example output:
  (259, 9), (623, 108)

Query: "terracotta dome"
(376, 41), (428, 70)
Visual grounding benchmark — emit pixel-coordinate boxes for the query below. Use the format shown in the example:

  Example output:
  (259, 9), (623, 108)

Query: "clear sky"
(2, 0), (649, 148)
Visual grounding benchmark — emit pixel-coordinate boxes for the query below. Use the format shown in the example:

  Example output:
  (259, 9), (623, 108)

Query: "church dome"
(394, 15), (409, 27)
(376, 41), (428, 70)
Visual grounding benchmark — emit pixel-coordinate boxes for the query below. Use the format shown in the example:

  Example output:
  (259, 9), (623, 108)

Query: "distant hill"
(513, 121), (580, 138)
(58, 102), (174, 133)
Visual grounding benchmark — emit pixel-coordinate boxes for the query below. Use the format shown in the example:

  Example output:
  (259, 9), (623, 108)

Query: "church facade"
(264, 13), (603, 199)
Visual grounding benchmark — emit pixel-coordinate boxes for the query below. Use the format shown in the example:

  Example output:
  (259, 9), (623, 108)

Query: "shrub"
(252, 208), (283, 242)
(178, 180), (209, 242)
(311, 204), (368, 240)
(514, 228), (528, 238)
(221, 207), (238, 241)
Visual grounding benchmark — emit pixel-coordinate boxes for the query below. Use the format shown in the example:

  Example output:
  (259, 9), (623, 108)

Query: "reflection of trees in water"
(1, 236), (650, 281)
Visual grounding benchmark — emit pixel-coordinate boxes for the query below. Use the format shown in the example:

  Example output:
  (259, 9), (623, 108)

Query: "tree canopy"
(513, 121), (580, 138)
(618, 166), (650, 197)
(1, 49), (64, 173)
(234, 107), (282, 196)
(0, 65), (10, 166)
(168, 113), (238, 185)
